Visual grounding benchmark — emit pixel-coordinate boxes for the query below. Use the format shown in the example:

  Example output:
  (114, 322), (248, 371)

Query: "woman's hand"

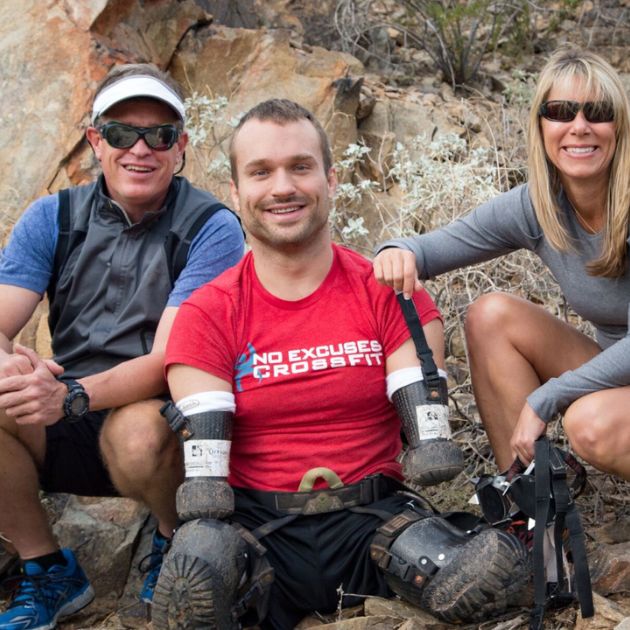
(510, 402), (547, 466)
(373, 248), (422, 299)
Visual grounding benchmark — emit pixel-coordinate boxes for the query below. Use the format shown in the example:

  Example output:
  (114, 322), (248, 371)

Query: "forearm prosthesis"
(388, 368), (463, 486)
(161, 393), (235, 520)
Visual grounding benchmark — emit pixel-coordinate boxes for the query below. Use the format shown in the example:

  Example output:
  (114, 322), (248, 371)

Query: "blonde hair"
(528, 47), (630, 277)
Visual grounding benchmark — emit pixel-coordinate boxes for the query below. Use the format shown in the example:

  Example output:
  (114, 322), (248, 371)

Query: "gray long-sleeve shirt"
(377, 183), (630, 422)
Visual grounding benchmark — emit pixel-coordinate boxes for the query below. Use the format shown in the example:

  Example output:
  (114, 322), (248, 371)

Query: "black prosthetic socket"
(161, 402), (234, 521)
(393, 377), (464, 486)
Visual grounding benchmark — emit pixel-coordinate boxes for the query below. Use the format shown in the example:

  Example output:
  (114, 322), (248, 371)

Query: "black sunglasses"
(97, 122), (181, 151)
(539, 100), (615, 124)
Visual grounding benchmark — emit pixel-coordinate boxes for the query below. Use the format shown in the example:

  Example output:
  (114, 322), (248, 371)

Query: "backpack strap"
(48, 188), (90, 308)
(529, 438), (594, 630)
(548, 446), (593, 619)
(530, 438), (551, 630)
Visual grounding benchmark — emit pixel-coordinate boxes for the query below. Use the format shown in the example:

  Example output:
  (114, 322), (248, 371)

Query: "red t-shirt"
(165, 244), (441, 492)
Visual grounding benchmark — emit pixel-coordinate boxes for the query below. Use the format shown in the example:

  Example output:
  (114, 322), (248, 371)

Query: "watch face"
(64, 382), (89, 421)
(69, 394), (88, 416)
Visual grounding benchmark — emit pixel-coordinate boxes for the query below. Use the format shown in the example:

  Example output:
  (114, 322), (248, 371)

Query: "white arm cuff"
(176, 391), (236, 415)
(386, 367), (448, 401)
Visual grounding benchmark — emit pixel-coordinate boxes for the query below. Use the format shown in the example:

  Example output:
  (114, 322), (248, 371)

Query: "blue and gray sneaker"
(0, 548), (94, 630)
(139, 529), (171, 604)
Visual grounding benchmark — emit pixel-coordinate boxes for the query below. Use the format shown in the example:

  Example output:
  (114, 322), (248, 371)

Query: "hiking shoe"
(0, 548), (94, 630)
(385, 518), (531, 624)
(139, 529), (171, 604)
(421, 527), (530, 623)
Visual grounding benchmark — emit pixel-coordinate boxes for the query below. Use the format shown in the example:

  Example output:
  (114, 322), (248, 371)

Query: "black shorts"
(232, 484), (417, 630)
(40, 411), (118, 497)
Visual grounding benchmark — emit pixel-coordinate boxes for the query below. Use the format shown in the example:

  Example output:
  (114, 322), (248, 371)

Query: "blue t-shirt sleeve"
(0, 195), (58, 295)
(167, 208), (244, 306)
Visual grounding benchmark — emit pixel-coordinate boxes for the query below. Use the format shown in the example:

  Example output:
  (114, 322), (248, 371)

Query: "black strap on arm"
(396, 293), (441, 392)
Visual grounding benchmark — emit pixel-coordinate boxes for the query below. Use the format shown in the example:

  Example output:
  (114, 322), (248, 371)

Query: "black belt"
(243, 474), (403, 516)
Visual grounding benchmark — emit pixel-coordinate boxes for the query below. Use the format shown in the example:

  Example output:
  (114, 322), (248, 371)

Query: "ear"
(86, 127), (103, 160)
(229, 179), (240, 214)
(326, 167), (338, 198)
(176, 130), (189, 157)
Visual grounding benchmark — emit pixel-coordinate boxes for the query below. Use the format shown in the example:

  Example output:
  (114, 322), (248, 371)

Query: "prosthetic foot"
(151, 519), (248, 629)
(372, 513), (530, 623)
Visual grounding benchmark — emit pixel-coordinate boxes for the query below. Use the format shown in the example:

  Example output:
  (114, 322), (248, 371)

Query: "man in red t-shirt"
(152, 100), (528, 630)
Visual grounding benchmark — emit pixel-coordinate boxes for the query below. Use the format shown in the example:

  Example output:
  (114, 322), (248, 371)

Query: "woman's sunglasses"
(539, 100), (615, 124)
(97, 122), (181, 151)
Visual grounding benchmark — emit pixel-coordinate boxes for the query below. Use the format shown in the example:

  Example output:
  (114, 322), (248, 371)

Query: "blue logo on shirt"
(235, 342), (261, 392)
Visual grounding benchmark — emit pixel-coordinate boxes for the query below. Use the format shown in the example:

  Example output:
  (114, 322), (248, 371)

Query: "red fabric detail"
(166, 244), (441, 492)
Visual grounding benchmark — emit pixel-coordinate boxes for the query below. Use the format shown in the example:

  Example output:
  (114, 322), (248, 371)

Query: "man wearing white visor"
(0, 63), (244, 630)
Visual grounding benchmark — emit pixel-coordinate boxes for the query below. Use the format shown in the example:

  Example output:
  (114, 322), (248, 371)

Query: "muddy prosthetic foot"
(374, 514), (530, 624)
(152, 519), (247, 630)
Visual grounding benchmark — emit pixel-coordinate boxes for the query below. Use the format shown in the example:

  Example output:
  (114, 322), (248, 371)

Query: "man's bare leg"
(100, 399), (183, 537)
(0, 416), (56, 559)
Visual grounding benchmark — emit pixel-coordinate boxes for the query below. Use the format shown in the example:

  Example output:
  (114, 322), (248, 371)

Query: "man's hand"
(0, 346), (37, 377)
(373, 248), (422, 299)
(0, 344), (66, 426)
(510, 402), (547, 466)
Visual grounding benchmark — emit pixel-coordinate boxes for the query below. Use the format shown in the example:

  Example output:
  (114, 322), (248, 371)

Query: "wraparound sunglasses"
(97, 122), (181, 151)
(539, 100), (615, 123)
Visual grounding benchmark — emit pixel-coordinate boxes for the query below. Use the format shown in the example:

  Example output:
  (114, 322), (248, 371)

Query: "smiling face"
(541, 76), (616, 191)
(86, 98), (188, 220)
(229, 118), (336, 255)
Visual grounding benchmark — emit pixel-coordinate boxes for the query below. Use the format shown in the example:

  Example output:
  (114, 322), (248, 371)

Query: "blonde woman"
(373, 47), (630, 480)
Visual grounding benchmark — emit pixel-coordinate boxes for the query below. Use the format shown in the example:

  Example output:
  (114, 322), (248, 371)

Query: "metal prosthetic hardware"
(392, 376), (464, 486)
(372, 511), (530, 623)
(161, 402), (234, 521)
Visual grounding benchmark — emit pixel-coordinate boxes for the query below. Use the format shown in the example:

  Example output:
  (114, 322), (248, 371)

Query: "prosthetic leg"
(371, 510), (530, 623)
(152, 519), (248, 629)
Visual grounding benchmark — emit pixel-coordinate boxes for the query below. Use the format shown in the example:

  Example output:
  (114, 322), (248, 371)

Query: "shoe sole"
(151, 552), (238, 630)
(419, 528), (530, 623)
(28, 585), (95, 630)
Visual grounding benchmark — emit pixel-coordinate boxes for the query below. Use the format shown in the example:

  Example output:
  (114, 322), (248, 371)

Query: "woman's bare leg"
(564, 387), (630, 480)
(465, 292), (600, 470)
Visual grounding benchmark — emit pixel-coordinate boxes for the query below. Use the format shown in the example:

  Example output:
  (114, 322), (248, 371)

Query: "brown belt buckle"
(298, 467), (344, 515)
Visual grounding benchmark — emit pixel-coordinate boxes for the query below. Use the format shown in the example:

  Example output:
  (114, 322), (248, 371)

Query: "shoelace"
(138, 537), (171, 578)
(1, 568), (83, 608)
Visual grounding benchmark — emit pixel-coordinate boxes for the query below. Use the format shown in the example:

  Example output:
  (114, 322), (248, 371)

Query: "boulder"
(170, 23), (365, 164)
(590, 541), (630, 595)
(52, 495), (148, 603)
(575, 592), (630, 629)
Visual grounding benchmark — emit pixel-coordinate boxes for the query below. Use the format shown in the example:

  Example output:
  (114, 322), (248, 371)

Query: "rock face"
(0, 0), (490, 231)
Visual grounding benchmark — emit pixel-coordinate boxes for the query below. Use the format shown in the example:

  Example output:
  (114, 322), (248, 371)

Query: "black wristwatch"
(62, 379), (90, 423)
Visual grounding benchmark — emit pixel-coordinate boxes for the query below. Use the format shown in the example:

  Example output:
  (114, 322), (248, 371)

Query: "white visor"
(91, 75), (185, 124)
